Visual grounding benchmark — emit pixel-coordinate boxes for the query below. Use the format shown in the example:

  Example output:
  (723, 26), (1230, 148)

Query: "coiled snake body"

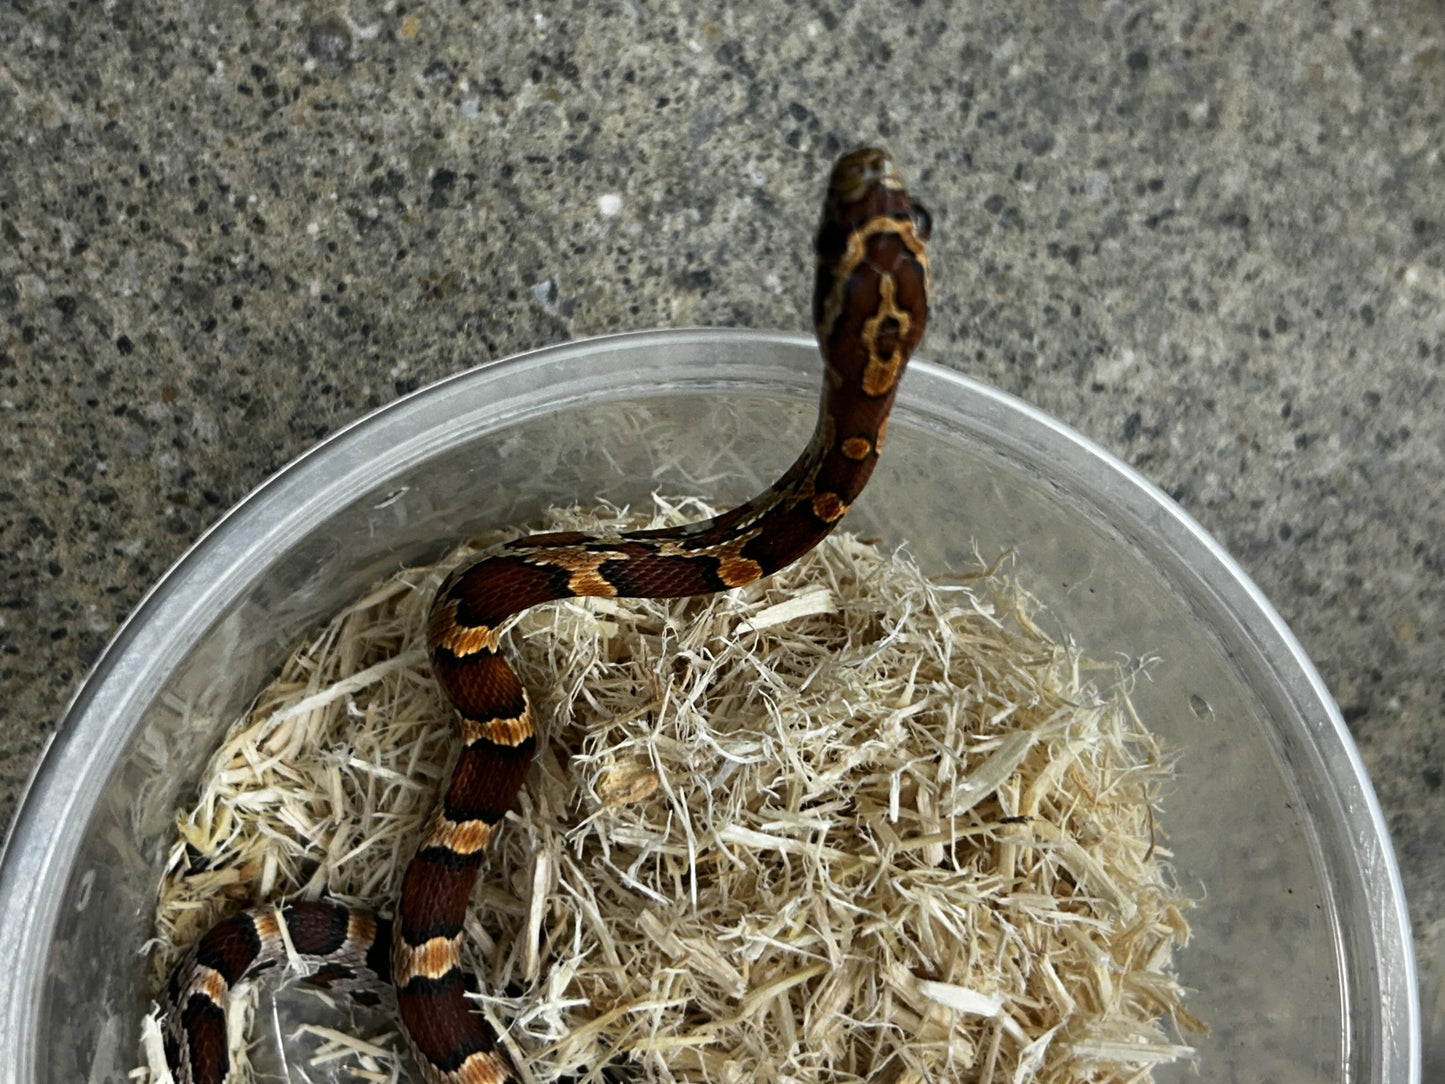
(163, 148), (931, 1084)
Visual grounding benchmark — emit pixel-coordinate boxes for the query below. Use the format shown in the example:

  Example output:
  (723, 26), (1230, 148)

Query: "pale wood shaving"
(140, 496), (1200, 1084)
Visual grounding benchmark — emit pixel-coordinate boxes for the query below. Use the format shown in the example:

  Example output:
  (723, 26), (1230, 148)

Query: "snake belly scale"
(162, 147), (931, 1084)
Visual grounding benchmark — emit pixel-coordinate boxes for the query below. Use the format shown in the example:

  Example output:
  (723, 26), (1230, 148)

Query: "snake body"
(163, 147), (931, 1084)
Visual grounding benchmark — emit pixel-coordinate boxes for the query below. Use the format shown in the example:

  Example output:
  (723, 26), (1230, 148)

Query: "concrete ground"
(1, 0), (1440, 1074)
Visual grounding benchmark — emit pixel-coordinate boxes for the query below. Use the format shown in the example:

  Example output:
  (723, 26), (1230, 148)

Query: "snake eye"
(910, 202), (933, 241)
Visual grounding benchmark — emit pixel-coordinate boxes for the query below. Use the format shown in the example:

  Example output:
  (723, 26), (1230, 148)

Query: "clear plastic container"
(0, 330), (1419, 1083)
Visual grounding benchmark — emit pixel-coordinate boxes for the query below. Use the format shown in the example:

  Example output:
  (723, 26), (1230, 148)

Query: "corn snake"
(162, 147), (931, 1084)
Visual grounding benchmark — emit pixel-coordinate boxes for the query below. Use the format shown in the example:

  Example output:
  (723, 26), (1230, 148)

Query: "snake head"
(820, 148), (932, 243)
(812, 148), (931, 376)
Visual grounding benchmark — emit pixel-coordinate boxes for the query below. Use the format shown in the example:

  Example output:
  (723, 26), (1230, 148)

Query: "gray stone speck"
(306, 15), (352, 64)
(1082, 171), (1111, 204)
(120, 427), (150, 459)
(114, 250), (141, 296)
(530, 277), (560, 314)
(189, 408), (220, 444)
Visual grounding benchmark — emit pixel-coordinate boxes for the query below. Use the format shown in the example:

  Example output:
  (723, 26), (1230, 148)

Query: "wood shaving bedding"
(142, 497), (1202, 1084)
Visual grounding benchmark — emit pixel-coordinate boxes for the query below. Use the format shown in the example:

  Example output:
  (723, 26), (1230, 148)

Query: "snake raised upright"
(162, 147), (931, 1084)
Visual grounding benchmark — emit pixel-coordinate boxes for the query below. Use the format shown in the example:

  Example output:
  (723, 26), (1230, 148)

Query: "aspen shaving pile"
(143, 498), (1201, 1084)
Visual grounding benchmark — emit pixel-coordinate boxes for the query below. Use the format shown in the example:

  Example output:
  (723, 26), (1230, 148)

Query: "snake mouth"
(829, 147), (904, 205)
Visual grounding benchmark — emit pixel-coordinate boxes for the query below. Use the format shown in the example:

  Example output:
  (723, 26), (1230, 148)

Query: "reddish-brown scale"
(164, 148), (929, 1084)
(737, 500), (838, 574)
(181, 996), (229, 1084)
(430, 650), (530, 722)
(444, 738), (536, 823)
(398, 848), (485, 943)
(596, 552), (729, 596)
(193, 914), (263, 985)
(283, 901), (351, 956)
(600, 539), (665, 558)
(442, 556), (574, 632)
(398, 971), (499, 1065)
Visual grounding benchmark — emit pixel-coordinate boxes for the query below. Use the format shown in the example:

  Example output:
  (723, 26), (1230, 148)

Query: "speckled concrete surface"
(1, 0), (1441, 1070)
